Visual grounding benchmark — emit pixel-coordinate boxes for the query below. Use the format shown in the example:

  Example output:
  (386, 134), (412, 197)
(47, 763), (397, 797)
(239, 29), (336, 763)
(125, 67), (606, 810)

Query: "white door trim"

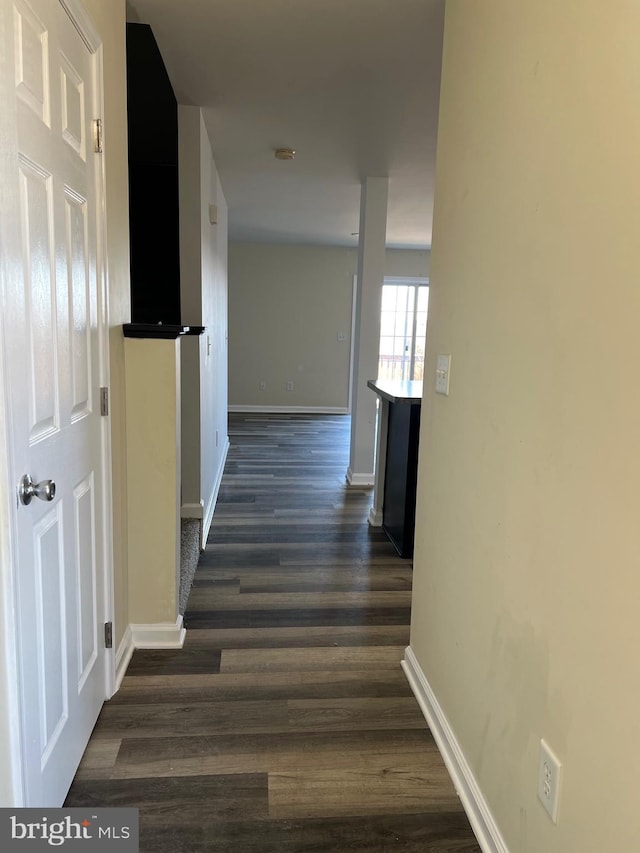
(0, 307), (24, 804)
(58, 0), (101, 51)
(0, 0), (30, 807)
(60, 0), (115, 702)
(0, 0), (114, 805)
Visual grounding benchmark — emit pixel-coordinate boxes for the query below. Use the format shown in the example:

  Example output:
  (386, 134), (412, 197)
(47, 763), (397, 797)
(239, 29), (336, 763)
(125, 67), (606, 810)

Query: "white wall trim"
(181, 501), (204, 520)
(368, 507), (383, 526)
(113, 619), (185, 689)
(130, 616), (186, 649)
(402, 646), (510, 853)
(202, 436), (229, 547)
(347, 273), (358, 414)
(93, 36), (116, 702)
(229, 405), (349, 415)
(345, 466), (375, 487)
(114, 625), (134, 693)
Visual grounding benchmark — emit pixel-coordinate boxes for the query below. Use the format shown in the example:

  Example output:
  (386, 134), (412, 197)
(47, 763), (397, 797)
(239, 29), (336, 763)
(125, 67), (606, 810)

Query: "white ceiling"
(126, 0), (445, 249)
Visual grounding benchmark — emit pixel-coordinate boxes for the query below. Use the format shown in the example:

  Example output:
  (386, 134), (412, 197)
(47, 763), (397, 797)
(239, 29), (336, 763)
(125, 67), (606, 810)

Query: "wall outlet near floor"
(286, 380), (294, 392)
(537, 739), (562, 823)
(259, 380), (266, 391)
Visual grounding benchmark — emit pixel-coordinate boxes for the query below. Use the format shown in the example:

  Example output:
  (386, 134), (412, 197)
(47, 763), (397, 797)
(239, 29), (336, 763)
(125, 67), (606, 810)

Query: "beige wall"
(228, 243), (429, 408)
(81, 0), (131, 657)
(125, 339), (180, 624)
(178, 108), (202, 508)
(385, 248), (430, 280)
(410, 2), (640, 851)
(199, 125), (229, 537)
(179, 107), (229, 540)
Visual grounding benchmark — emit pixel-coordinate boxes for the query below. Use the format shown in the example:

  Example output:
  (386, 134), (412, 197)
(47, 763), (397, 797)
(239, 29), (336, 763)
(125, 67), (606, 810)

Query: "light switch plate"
(435, 353), (451, 395)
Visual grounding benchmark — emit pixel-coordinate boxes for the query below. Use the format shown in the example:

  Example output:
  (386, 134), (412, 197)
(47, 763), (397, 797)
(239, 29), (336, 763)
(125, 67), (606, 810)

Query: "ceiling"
(126, 0), (445, 249)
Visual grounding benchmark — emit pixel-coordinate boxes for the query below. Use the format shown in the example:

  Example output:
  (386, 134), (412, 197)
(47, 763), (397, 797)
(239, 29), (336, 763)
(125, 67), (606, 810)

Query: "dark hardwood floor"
(66, 413), (480, 852)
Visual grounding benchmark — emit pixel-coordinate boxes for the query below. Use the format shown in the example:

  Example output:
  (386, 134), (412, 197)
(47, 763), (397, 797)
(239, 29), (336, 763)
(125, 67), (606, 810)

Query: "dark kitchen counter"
(123, 323), (205, 339)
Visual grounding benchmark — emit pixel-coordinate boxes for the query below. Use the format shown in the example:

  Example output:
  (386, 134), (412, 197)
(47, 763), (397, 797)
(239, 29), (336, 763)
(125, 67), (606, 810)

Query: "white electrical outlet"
(286, 380), (294, 392)
(537, 739), (562, 823)
(259, 381), (266, 391)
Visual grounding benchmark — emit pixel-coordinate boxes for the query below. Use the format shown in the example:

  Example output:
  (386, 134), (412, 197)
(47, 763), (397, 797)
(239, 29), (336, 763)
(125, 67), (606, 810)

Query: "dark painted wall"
(126, 23), (181, 324)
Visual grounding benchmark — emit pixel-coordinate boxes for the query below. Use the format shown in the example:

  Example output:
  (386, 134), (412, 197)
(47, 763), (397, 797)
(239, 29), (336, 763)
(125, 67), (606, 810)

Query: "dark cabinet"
(382, 400), (421, 558)
(367, 379), (423, 559)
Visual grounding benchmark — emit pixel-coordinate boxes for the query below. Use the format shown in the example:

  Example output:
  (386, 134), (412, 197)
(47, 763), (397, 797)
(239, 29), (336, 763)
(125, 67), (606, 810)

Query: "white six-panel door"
(0, 0), (110, 805)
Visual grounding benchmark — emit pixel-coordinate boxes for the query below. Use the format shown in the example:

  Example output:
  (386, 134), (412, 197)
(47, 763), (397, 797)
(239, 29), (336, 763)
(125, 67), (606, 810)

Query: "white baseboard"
(112, 618), (185, 692)
(402, 646), (509, 853)
(129, 616), (186, 650)
(228, 405), (349, 415)
(368, 507), (383, 526)
(181, 501), (204, 519)
(346, 466), (374, 487)
(114, 625), (134, 693)
(202, 437), (230, 547)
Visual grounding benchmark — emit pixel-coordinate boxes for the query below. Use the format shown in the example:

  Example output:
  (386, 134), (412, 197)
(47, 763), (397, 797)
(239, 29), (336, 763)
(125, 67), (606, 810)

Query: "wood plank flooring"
(66, 413), (480, 852)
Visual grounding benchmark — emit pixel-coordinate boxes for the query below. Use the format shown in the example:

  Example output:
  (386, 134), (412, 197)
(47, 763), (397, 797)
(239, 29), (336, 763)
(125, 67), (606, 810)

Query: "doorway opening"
(378, 277), (429, 382)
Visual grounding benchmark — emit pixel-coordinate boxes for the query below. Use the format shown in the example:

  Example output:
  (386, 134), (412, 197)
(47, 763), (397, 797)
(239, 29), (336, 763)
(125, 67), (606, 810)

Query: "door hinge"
(100, 387), (109, 416)
(104, 622), (113, 649)
(93, 118), (103, 153)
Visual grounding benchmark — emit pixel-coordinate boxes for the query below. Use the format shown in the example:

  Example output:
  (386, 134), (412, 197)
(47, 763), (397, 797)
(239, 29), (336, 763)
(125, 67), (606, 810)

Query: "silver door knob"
(18, 474), (56, 506)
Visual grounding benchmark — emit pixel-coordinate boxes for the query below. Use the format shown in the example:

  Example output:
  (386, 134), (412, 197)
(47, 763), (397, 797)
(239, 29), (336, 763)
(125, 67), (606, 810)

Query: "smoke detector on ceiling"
(274, 148), (296, 160)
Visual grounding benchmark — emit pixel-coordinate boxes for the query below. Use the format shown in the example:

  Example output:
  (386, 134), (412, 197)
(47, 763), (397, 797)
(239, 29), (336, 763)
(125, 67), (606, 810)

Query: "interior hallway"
(65, 413), (480, 852)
